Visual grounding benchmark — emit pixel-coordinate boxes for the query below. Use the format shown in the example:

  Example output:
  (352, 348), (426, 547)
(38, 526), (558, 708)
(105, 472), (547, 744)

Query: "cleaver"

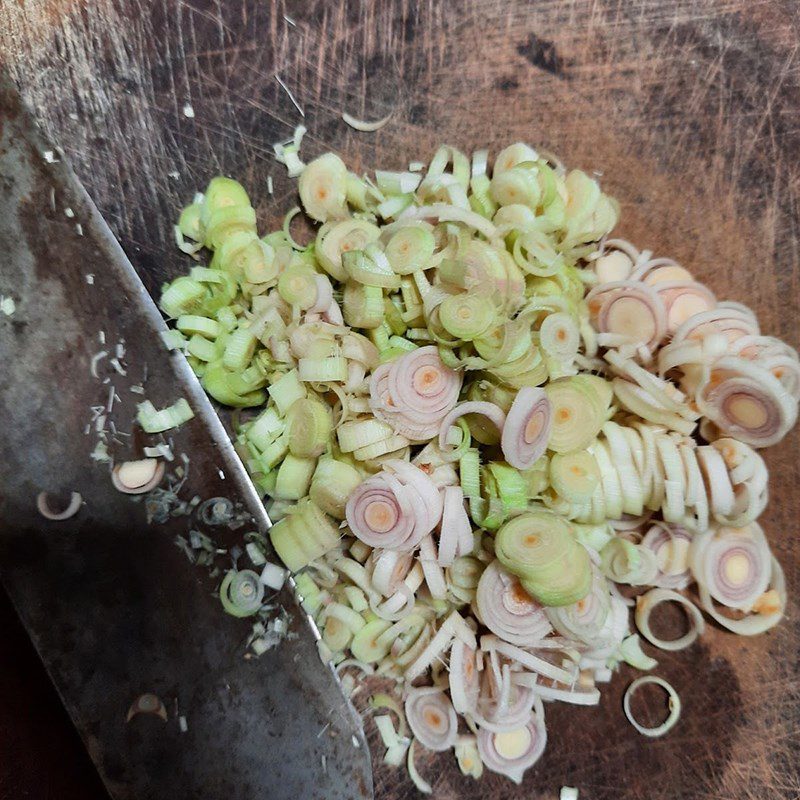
(0, 77), (372, 800)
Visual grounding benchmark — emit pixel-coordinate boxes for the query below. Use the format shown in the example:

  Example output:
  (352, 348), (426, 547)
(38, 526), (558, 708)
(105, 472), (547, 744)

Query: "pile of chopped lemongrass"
(158, 141), (796, 787)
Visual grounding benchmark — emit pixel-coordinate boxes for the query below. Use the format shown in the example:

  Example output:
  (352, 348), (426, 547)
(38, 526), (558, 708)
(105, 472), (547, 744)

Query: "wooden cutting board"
(1, 1), (798, 798)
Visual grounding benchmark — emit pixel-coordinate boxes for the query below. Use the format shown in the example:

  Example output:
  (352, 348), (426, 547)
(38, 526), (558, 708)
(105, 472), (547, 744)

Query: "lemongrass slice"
(641, 523), (692, 589)
(513, 672), (602, 706)
(642, 264), (693, 285)
(500, 387), (552, 469)
(480, 635), (577, 685)
(405, 687), (458, 751)
(635, 588), (705, 651)
(475, 561), (552, 646)
(345, 473), (418, 550)
(689, 522), (771, 611)
(696, 446), (735, 519)
(623, 676), (681, 738)
(438, 402), (505, 454)
(405, 611), (470, 681)
(439, 486), (472, 566)
(655, 281), (716, 333)
(419, 535), (447, 599)
(594, 250), (633, 283)
(586, 281), (667, 349)
(112, 459), (165, 494)
(371, 550), (415, 596)
(476, 712), (547, 784)
(545, 573), (612, 647)
(37, 491), (83, 520)
(449, 640), (481, 714)
(298, 153), (348, 222)
(698, 555), (785, 635)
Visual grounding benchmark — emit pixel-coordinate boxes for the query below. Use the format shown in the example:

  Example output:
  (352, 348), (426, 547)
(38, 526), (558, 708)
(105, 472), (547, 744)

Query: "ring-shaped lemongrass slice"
(655, 281), (716, 333)
(500, 387), (552, 469)
(545, 573), (612, 646)
(473, 667), (537, 733)
(641, 523), (692, 589)
(388, 345), (462, 420)
(37, 491), (83, 520)
(634, 588), (705, 651)
(475, 561), (552, 646)
(696, 446), (736, 519)
(438, 401), (506, 454)
(371, 550), (415, 597)
(449, 640), (481, 714)
(642, 264), (694, 286)
(346, 473), (418, 550)
(405, 687), (458, 752)
(593, 250), (633, 283)
(672, 306), (759, 345)
(623, 677), (681, 738)
(476, 712), (547, 784)
(698, 555), (785, 635)
(690, 522), (771, 610)
(112, 459), (166, 494)
(700, 359), (797, 447)
(587, 281), (667, 349)
(385, 459), (444, 532)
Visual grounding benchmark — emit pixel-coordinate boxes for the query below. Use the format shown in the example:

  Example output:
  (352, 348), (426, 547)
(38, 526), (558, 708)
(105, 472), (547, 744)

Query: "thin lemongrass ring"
(587, 281), (666, 348)
(501, 387), (552, 470)
(438, 401), (506, 453)
(623, 676), (681, 738)
(634, 588), (706, 651)
(449, 640), (481, 714)
(698, 555), (785, 636)
(475, 561), (552, 646)
(476, 713), (547, 784)
(405, 685), (458, 752)
(641, 523), (692, 589)
(37, 491), (83, 521)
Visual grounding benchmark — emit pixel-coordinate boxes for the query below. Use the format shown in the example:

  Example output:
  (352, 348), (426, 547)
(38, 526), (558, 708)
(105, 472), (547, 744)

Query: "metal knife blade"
(0, 76), (372, 800)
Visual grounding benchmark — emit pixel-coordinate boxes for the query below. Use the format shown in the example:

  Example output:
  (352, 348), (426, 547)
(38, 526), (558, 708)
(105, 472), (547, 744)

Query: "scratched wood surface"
(1, 1), (799, 798)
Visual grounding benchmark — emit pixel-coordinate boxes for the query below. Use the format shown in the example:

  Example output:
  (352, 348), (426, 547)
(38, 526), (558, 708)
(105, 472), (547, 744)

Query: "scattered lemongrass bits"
(158, 140), (796, 786)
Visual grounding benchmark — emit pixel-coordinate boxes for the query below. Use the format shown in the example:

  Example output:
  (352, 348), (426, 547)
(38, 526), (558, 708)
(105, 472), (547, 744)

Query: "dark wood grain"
(1, 1), (799, 798)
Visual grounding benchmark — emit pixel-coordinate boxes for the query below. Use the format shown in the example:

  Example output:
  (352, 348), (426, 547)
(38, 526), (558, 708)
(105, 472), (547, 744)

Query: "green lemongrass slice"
(205, 204), (257, 250)
(298, 356), (348, 382)
(384, 298), (407, 336)
(298, 153), (348, 222)
(247, 407), (285, 451)
(260, 435), (289, 470)
(490, 163), (541, 208)
(187, 334), (217, 362)
(459, 449), (481, 498)
(344, 283), (384, 329)
(202, 176), (251, 219)
(267, 369), (306, 415)
(323, 615), (353, 652)
(222, 327), (258, 371)
(216, 306), (238, 332)
(160, 276), (207, 318)
(439, 293), (497, 341)
(278, 265), (319, 309)
(269, 498), (340, 572)
(309, 457), (362, 519)
(202, 363), (266, 407)
(274, 454), (317, 500)
(176, 314), (221, 339)
(316, 219), (382, 281)
(487, 462), (528, 509)
(338, 418), (395, 452)
(549, 451), (601, 503)
(545, 376), (611, 453)
(137, 399), (194, 433)
(353, 434), (411, 461)
(350, 619), (394, 663)
(286, 398), (332, 458)
(520, 546), (592, 607)
(343, 247), (401, 290)
(494, 510), (568, 577)
(385, 226), (437, 274)
(178, 202), (203, 241)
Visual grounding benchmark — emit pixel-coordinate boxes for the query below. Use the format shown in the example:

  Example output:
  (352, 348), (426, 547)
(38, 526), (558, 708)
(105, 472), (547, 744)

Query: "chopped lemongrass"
(156, 139), (797, 789)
